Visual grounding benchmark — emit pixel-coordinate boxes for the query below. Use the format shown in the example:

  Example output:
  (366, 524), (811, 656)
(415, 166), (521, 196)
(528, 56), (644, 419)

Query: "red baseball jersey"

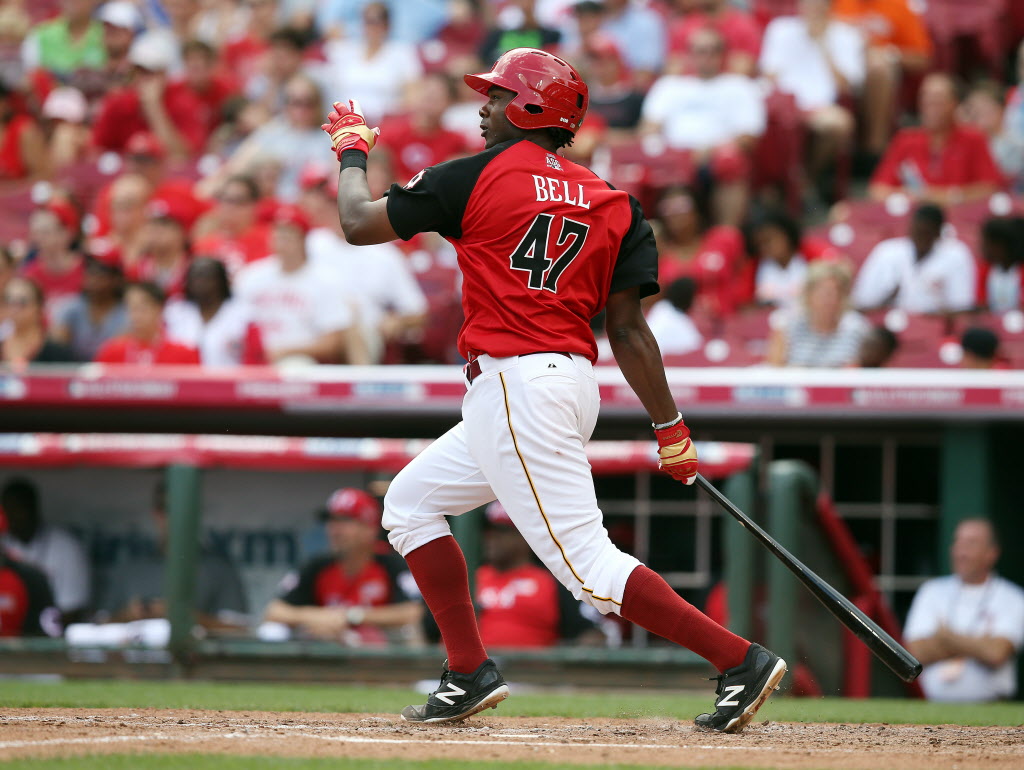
(475, 563), (598, 648)
(386, 138), (659, 362)
(0, 555), (55, 637)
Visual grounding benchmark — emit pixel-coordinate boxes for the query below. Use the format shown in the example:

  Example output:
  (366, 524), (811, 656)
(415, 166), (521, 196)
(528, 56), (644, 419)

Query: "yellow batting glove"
(321, 99), (380, 160)
(654, 414), (698, 485)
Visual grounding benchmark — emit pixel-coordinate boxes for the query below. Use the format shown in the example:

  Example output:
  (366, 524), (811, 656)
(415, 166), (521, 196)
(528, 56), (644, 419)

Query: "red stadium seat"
(925, 0), (1011, 77)
(751, 90), (806, 215)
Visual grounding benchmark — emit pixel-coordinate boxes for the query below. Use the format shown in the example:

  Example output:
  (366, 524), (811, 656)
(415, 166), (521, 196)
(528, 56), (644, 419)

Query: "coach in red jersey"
(323, 48), (786, 731)
(262, 488), (424, 646)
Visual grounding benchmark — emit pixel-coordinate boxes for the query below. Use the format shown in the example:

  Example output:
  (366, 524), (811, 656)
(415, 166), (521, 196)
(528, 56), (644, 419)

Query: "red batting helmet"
(465, 47), (588, 135)
(320, 487), (381, 528)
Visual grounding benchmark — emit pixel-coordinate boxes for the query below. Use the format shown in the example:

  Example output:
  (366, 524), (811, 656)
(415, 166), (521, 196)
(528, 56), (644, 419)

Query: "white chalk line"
(0, 729), (765, 753)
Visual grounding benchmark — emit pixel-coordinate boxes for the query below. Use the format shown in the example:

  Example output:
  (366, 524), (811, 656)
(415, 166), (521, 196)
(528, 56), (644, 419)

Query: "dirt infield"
(1, 709), (1022, 768)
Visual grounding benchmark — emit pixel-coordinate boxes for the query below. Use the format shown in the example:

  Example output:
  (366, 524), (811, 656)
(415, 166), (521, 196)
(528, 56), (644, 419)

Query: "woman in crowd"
(1, 276), (74, 364)
(765, 259), (870, 367)
(93, 282), (200, 365)
(975, 216), (1024, 313)
(164, 257), (264, 366)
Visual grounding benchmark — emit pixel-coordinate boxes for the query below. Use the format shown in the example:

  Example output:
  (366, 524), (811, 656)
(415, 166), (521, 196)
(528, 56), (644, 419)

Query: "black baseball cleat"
(694, 643), (787, 734)
(401, 658), (510, 724)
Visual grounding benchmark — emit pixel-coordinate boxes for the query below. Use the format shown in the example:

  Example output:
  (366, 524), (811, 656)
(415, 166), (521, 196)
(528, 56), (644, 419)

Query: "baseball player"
(322, 47), (786, 732)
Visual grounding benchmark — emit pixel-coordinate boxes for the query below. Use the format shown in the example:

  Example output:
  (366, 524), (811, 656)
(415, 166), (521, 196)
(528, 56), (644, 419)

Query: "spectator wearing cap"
(323, 3), (423, 125)
(50, 255), (127, 361)
(976, 217), (1024, 313)
(851, 203), (976, 315)
(129, 201), (192, 299)
(0, 81), (47, 181)
(91, 29), (207, 158)
(84, 0), (144, 96)
(301, 164), (427, 364)
(204, 73), (329, 202)
(832, 0), (931, 164)
(93, 281), (200, 364)
(960, 327), (1002, 370)
(641, 26), (764, 226)
(21, 0), (106, 78)
(20, 202), (85, 323)
(164, 256), (265, 366)
(41, 86), (90, 172)
(234, 204), (366, 365)
(377, 71), (469, 186)
(869, 74), (1005, 205)
(191, 175), (272, 277)
(667, 0), (762, 77)
(1, 276), (75, 365)
(0, 477), (87, 624)
(475, 500), (604, 649)
(766, 259), (870, 368)
(165, 40), (239, 146)
(262, 487), (424, 645)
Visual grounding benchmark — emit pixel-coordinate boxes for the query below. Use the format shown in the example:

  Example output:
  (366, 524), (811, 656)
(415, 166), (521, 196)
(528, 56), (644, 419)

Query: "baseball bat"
(694, 473), (923, 683)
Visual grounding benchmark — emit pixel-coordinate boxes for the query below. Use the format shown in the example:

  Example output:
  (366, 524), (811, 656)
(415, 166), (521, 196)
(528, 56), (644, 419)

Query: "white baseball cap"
(97, 1), (143, 31)
(42, 87), (88, 123)
(128, 30), (177, 72)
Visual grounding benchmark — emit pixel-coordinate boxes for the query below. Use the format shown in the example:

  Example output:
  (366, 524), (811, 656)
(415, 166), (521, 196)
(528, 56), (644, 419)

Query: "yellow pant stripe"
(498, 371), (621, 606)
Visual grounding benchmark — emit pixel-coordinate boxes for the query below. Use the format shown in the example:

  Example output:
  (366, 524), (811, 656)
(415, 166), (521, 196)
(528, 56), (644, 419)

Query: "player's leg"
(382, 421), (509, 723)
(463, 353), (785, 731)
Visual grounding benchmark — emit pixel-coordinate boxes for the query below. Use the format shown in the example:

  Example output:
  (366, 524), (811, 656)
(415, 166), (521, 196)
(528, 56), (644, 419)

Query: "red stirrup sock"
(620, 565), (750, 673)
(403, 535), (488, 674)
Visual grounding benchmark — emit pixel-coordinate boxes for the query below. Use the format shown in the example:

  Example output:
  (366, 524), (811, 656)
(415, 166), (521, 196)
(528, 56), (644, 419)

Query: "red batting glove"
(654, 416), (698, 485)
(321, 99), (380, 161)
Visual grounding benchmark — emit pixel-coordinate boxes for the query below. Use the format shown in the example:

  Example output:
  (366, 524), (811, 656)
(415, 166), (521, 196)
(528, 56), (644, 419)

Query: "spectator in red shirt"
(91, 30), (207, 159)
(129, 203), (192, 299)
(90, 132), (210, 240)
(94, 281), (201, 364)
(87, 173), (152, 272)
(476, 501), (604, 650)
(869, 73), (1005, 205)
(20, 201), (85, 322)
(378, 72), (469, 185)
(165, 40), (239, 146)
(192, 175), (271, 276)
(0, 81), (46, 182)
(668, 0), (762, 76)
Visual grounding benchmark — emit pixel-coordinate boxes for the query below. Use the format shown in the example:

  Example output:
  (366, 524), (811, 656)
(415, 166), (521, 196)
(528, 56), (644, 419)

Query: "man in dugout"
(262, 487), (424, 645)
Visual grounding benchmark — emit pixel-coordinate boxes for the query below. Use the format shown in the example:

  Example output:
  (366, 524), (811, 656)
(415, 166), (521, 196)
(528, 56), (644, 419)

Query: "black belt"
(465, 352), (573, 384)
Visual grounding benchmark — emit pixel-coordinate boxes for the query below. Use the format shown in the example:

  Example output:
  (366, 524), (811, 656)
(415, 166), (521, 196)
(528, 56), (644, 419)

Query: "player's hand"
(322, 99), (380, 160)
(654, 417), (698, 485)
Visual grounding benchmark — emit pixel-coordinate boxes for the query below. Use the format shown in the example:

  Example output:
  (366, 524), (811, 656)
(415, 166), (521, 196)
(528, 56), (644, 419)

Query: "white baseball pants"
(383, 352), (640, 616)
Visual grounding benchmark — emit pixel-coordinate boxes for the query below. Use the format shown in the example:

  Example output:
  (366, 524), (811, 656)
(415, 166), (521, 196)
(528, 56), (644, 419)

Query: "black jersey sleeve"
(378, 553), (419, 604)
(278, 555), (333, 606)
(608, 194), (659, 298)
(385, 140), (517, 241)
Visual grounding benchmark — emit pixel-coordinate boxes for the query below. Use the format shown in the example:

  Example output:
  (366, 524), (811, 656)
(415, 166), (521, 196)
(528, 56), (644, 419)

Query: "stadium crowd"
(0, 0), (1021, 369)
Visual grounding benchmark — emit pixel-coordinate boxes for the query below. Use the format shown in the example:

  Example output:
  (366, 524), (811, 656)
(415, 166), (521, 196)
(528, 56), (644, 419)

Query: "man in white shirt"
(300, 166), (428, 363)
(645, 277), (704, 356)
(234, 205), (366, 365)
(904, 519), (1024, 702)
(642, 27), (764, 224)
(759, 0), (865, 199)
(851, 203), (976, 314)
(0, 477), (90, 623)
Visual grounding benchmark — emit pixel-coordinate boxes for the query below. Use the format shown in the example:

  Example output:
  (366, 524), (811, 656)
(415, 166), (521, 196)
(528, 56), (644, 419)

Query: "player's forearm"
(608, 324), (678, 426)
(361, 602), (424, 628)
(338, 166), (378, 245)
